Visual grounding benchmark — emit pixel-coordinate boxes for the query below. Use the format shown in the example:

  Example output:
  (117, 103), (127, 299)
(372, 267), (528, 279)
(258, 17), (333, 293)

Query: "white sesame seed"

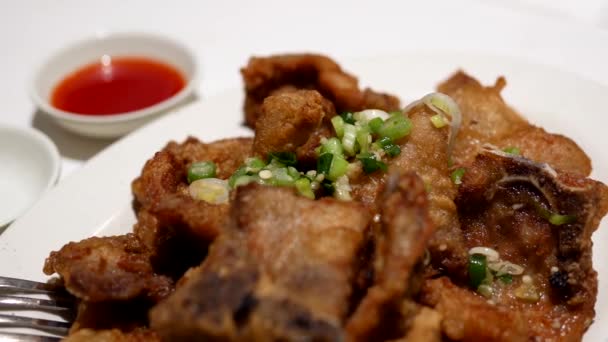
(373, 214), (381, 223)
(259, 170), (273, 179)
(551, 266), (559, 273)
(486, 299), (496, 305)
(439, 244), (447, 251)
(512, 203), (524, 210)
(522, 275), (532, 284)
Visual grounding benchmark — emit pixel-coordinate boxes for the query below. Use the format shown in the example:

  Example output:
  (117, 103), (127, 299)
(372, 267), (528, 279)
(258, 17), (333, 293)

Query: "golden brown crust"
(241, 53), (400, 127)
(438, 71), (592, 176)
(252, 89), (332, 158)
(43, 234), (172, 303)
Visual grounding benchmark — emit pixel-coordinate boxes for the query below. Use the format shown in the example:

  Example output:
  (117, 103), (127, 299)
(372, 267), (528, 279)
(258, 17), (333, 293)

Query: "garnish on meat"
(41, 53), (607, 341)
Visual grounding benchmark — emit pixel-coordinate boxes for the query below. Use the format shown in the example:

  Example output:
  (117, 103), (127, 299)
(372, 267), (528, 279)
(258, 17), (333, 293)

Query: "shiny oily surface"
(51, 56), (185, 116)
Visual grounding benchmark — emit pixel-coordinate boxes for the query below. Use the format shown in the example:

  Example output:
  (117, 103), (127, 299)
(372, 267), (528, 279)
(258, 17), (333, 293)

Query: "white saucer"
(0, 125), (60, 227)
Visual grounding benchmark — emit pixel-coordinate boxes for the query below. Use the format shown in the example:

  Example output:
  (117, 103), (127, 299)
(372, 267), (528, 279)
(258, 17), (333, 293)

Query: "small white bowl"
(30, 32), (198, 138)
(0, 125), (60, 227)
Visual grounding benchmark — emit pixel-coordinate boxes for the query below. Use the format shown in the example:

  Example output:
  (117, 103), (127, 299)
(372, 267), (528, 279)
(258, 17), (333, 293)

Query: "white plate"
(1, 52), (607, 340)
(0, 126), (60, 228)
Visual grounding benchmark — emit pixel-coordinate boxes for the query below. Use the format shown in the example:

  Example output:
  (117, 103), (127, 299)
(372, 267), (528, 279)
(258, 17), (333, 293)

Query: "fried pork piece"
(63, 328), (160, 342)
(253, 89), (335, 165)
(421, 147), (608, 341)
(346, 173), (437, 341)
(241, 53), (400, 127)
(350, 104), (467, 274)
(438, 71), (592, 175)
(43, 234), (172, 302)
(132, 137), (252, 242)
(150, 184), (371, 341)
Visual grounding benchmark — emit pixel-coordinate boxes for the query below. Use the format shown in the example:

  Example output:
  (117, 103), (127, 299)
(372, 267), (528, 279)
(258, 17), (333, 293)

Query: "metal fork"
(0, 276), (76, 341)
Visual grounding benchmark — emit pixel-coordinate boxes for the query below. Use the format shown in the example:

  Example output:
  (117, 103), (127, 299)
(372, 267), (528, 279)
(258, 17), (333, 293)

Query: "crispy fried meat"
(346, 173), (436, 341)
(420, 147), (608, 341)
(438, 71), (591, 175)
(150, 184), (371, 341)
(252, 89), (335, 166)
(63, 327), (160, 342)
(350, 104), (467, 274)
(241, 53), (400, 127)
(43, 234), (172, 303)
(132, 137), (252, 242)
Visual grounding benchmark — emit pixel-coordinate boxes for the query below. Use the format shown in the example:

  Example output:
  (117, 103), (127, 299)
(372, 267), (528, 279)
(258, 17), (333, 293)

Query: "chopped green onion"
(389, 111), (402, 116)
(320, 137), (344, 156)
(331, 116), (345, 138)
(356, 127), (371, 154)
(469, 253), (487, 289)
(377, 136), (401, 157)
(536, 204), (576, 226)
(340, 112), (356, 124)
(497, 274), (513, 284)
(189, 178), (230, 204)
(187, 161), (217, 183)
(234, 175), (259, 187)
(378, 115), (412, 141)
(317, 153), (333, 175)
(384, 144), (401, 157)
(268, 152), (297, 167)
(430, 114), (448, 128)
(451, 168), (465, 185)
(357, 153), (387, 174)
(245, 157), (266, 172)
(503, 147), (521, 155)
(548, 213), (576, 225)
(228, 166), (247, 188)
(334, 175), (352, 201)
(477, 284), (493, 298)
(368, 117), (384, 133)
(295, 178), (315, 199)
(328, 155), (349, 181)
(342, 124), (357, 156)
(271, 168), (295, 186)
(287, 166), (301, 180)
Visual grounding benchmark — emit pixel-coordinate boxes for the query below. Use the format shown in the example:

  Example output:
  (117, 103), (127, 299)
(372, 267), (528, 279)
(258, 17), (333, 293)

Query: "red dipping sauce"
(51, 56), (186, 116)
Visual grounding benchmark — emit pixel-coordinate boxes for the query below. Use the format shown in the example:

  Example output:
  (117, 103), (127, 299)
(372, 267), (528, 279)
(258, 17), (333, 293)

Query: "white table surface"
(2, 0), (608, 182)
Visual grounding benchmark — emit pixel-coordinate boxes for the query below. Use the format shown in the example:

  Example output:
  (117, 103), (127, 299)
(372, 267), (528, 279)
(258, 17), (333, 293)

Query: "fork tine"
(0, 313), (69, 337)
(0, 331), (62, 341)
(0, 295), (74, 314)
(0, 277), (65, 295)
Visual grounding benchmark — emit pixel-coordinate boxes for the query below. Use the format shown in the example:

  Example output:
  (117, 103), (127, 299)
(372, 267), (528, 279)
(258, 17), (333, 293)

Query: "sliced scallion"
(187, 161), (217, 183)
(340, 112), (356, 124)
(503, 147), (521, 155)
(356, 127), (371, 154)
(328, 155), (349, 181)
(451, 168), (465, 185)
(430, 114), (448, 128)
(342, 124), (358, 156)
(378, 115), (412, 141)
(268, 152), (297, 167)
(228, 166), (247, 188)
(295, 178), (315, 199)
(321, 137), (344, 156)
(331, 115), (345, 138)
(469, 253), (487, 289)
(317, 153), (333, 175)
(368, 117), (384, 134)
(357, 153), (387, 174)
